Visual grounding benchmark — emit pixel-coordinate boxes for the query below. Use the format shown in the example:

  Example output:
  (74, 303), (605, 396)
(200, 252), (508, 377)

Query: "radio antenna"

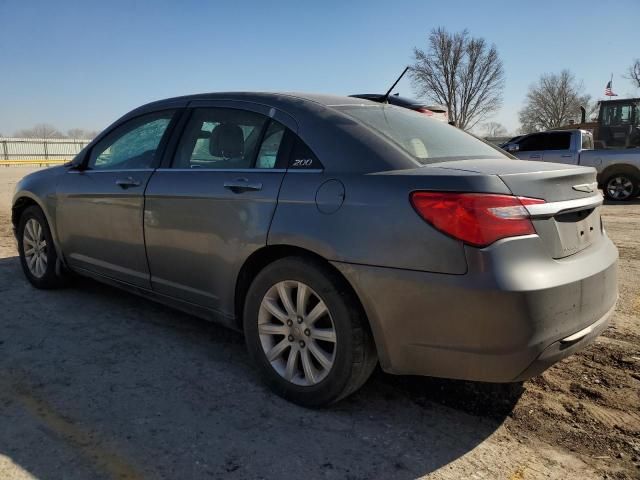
(381, 66), (410, 103)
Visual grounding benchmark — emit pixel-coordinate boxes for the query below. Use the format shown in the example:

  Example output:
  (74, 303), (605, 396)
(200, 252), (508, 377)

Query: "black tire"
(603, 172), (640, 201)
(17, 205), (67, 289)
(243, 256), (377, 407)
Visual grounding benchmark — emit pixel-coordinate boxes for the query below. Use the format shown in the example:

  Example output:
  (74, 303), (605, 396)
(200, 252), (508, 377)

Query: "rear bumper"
(333, 234), (618, 382)
(513, 304), (613, 381)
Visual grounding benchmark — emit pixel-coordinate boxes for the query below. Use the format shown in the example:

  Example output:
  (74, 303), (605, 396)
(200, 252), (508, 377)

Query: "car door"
(541, 131), (575, 164)
(144, 102), (295, 318)
(56, 109), (178, 287)
(514, 133), (546, 160)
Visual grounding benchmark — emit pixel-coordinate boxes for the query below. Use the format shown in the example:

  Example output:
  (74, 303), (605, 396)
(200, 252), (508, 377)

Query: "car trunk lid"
(426, 159), (603, 258)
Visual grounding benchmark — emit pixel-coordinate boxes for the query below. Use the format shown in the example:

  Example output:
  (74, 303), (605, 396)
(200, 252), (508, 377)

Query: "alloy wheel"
(606, 176), (634, 200)
(258, 280), (337, 386)
(23, 218), (48, 278)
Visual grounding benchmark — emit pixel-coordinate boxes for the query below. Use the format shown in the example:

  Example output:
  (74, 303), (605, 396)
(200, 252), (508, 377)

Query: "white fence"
(0, 137), (91, 165)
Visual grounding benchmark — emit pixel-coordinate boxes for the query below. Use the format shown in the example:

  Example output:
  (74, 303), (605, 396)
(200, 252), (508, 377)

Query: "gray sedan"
(12, 93), (618, 407)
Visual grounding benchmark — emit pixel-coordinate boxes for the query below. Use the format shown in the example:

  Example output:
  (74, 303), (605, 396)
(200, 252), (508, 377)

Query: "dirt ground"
(0, 167), (638, 480)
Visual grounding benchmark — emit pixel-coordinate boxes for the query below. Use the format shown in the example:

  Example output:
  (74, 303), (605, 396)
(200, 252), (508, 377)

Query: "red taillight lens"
(416, 107), (434, 116)
(410, 192), (545, 247)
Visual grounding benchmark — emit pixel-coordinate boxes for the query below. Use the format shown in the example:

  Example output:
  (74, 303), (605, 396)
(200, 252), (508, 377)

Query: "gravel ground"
(0, 167), (638, 480)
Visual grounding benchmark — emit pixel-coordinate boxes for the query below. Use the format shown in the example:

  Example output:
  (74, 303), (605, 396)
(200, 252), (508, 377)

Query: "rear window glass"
(335, 105), (509, 164)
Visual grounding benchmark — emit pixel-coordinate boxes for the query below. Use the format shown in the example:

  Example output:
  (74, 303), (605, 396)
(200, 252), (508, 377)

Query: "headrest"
(209, 123), (244, 158)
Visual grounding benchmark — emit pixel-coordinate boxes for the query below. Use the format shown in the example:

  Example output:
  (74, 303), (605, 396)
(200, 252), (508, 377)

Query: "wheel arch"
(234, 244), (381, 361)
(11, 195), (40, 229)
(12, 193), (64, 260)
(598, 163), (640, 186)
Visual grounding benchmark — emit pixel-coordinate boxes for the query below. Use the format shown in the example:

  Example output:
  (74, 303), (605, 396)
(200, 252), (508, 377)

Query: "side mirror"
(505, 143), (520, 153)
(68, 149), (88, 170)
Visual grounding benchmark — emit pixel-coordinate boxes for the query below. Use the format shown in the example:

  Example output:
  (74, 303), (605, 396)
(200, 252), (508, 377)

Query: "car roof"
(116, 92), (418, 174)
(523, 129), (585, 135)
(138, 92), (375, 112)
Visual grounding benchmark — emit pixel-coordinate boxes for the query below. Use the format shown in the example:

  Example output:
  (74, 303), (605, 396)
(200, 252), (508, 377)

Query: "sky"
(1, 0), (639, 136)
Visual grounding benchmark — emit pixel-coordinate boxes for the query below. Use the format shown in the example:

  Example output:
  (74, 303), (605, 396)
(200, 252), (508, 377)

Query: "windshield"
(336, 105), (510, 164)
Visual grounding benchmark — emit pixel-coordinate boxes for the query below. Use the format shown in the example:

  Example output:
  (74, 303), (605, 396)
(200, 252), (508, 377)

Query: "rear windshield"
(335, 105), (509, 164)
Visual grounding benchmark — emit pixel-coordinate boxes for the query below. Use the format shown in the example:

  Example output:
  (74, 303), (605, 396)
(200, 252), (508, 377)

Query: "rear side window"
(256, 121), (286, 169)
(173, 108), (287, 169)
(544, 132), (571, 150)
(335, 105), (508, 164)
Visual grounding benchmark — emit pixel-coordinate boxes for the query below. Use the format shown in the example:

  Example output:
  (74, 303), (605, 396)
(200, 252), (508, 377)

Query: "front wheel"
(243, 257), (377, 407)
(17, 206), (67, 289)
(603, 173), (639, 201)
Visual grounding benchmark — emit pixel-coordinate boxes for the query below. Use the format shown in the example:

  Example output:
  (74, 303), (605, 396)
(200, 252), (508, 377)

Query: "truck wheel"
(603, 173), (639, 201)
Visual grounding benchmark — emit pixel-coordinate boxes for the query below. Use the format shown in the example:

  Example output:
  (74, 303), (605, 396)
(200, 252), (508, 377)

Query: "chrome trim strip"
(67, 169), (155, 174)
(69, 167), (325, 174)
(560, 324), (594, 344)
(155, 168), (287, 173)
(525, 194), (603, 217)
(559, 301), (615, 345)
(154, 168), (323, 173)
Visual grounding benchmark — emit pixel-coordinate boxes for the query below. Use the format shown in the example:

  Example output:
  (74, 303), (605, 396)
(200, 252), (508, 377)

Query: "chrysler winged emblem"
(572, 182), (597, 193)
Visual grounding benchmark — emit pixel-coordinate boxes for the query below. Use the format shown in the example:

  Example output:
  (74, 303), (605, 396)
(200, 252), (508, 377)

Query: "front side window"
(335, 105), (509, 164)
(88, 111), (175, 170)
(518, 134), (546, 152)
(174, 108), (286, 169)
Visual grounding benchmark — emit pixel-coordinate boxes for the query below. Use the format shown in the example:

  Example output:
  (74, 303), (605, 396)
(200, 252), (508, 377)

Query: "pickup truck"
(503, 129), (640, 201)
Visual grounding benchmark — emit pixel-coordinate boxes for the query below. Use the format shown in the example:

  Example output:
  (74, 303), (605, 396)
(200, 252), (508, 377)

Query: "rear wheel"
(18, 206), (67, 289)
(243, 257), (377, 407)
(603, 173), (639, 201)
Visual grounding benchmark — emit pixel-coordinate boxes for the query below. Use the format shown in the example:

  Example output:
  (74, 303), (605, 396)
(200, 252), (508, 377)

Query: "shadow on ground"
(0, 256), (522, 480)
(603, 197), (640, 206)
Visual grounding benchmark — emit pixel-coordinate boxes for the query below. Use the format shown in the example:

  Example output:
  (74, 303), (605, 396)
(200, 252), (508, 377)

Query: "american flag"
(604, 80), (618, 97)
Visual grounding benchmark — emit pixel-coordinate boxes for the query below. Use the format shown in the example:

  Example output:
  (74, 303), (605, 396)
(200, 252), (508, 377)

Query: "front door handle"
(224, 178), (263, 193)
(115, 177), (142, 189)
(529, 154), (542, 159)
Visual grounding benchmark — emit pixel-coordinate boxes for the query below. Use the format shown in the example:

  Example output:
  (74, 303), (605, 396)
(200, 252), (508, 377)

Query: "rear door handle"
(224, 178), (263, 193)
(529, 154), (541, 159)
(561, 154), (573, 158)
(115, 177), (142, 188)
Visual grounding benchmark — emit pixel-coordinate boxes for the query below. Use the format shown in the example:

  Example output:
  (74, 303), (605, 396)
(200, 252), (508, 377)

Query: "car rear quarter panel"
(334, 233), (618, 380)
(268, 167), (512, 274)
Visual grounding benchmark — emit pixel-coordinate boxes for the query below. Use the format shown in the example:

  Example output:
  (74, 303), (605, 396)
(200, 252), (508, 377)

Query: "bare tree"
(518, 70), (591, 133)
(410, 27), (505, 130)
(483, 121), (507, 137)
(67, 128), (98, 139)
(14, 123), (64, 139)
(625, 59), (640, 88)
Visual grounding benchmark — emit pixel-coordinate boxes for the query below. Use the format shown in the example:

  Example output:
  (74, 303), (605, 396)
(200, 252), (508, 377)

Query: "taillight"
(410, 192), (545, 247)
(416, 107), (434, 116)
